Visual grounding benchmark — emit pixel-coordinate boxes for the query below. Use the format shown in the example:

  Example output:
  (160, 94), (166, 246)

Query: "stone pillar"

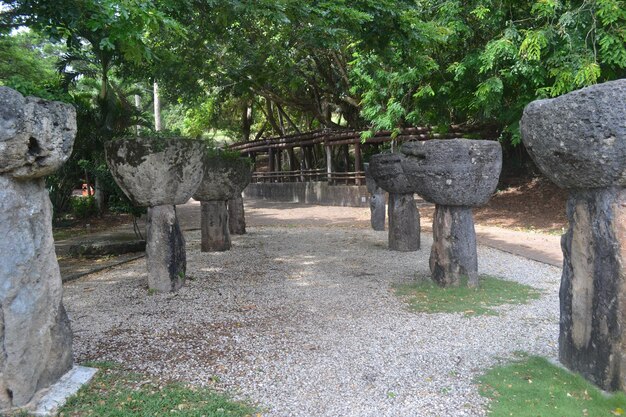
(557, 188), (626, 390)
(520, 79), (626, 391)
(388, 193), (420, 251)
(146, 205), (186, 292)
(370, 191), (386, 231)
(105, 137), (205, 293)
(364, 162), (386, 231)
(0, 87), (76, 410)
(401, 139), (502, 288)
(429, 205), (478, 287)
(201, 201), (231, 251)
(194, 155), (252, 251)
(228, 194), (246, 235)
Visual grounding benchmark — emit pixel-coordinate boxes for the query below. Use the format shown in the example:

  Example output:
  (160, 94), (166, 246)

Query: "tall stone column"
(521, 79), (626, 391)
(105, 137), (205, 293)
(228, 194), (247, 235)
(194, 154), (252, 252)
(364, 163), (386, 231)
(369, 153), (420, 251)
(202, 201), (231, 251)
(146, 205), (186, 291)
(402, 139), (502, 288)
(0, 87), (76, 409)
(388, 193), (420, 251)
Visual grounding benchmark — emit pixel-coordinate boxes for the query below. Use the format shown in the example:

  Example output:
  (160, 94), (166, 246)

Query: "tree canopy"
(1, 0), (625, 202)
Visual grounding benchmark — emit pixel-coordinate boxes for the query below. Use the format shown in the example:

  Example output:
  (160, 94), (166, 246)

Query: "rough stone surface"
(201, 201), (231, 252)
(559, 188), (626, 391)
(228, 194), (246, 235)
(521, 79), (626, 189)
(0, 87), (76, 179)
(368, 153), (414, 194)
(0, 177), (73, 410)
(401, 139), (502, 207)
(194, 156), (252, 202)
(105, 137), (205, 207)
(146, 205), (186, 292)
(365, 163), (385, 231)
(430, 205), (478, 287)
(388, 193), (420, 251)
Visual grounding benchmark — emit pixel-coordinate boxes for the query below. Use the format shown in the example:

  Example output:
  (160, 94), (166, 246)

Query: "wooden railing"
(251, 169), (365, 185)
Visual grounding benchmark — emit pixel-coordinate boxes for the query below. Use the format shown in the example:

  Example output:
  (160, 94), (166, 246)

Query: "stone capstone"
(521, 79), (626, 189)
(0, 177), (73, 409)
(401, 139), (502, 207)
(105, 137), (205, 207)
(429, 205), (478, 287)
(194, 155), (252, 202)
(368, 153), (414, 194)
(146, 205), (186, 292)
(0, 87), (76, 179)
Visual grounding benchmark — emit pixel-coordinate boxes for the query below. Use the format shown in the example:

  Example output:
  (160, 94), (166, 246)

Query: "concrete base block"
(26, 366), (97, 416)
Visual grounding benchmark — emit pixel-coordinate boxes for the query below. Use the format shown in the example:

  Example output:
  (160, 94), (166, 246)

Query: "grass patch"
(479, 355), (626, 417)
(58, 362), (256, 417)
(394, 275), (541, 315)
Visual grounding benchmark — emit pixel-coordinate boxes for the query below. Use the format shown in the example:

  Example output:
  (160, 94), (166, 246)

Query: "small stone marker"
(364, 163), (386, 231)
(402, 139), (502, 287)
(105, 137), (204, 292)
(521, 79), (626, 392)
(194, 153), (252, 251)
(0, 87), (76, 412)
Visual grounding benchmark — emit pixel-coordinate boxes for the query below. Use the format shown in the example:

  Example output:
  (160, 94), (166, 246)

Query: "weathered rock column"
(194, 153), (252, 252)
(105, 137), (204, 292)
(228, 194), (247, 235)
(429, 205), (477, 287)
(146, 205), (186, 292)
(0, 87), (76, 410)
(388, 193), (420, 251)
(521, 79), (626, 391)
(202, 201), (230, 251)
(369, 153), (420, 251)
(364, 163), (386, 231)
(402, 139), (502, 287)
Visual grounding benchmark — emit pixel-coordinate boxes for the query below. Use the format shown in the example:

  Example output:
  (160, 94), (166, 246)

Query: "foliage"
(70, 195), (97, 220)
(479, 354), (626, 416)
(0, 29), (68, 100)
(394, 275), (541, 315)
(58, 362), (256, 417)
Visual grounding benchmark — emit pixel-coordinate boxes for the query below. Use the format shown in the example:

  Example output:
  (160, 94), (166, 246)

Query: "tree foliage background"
(1, 0), (625, 214)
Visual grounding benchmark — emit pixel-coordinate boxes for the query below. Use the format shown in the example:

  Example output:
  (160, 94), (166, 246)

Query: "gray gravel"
(64, 227), (560, 417)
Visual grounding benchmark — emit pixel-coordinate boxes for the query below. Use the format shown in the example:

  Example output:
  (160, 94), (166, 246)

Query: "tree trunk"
(241, 103), (252, 142)
(153, 81), (162, 132)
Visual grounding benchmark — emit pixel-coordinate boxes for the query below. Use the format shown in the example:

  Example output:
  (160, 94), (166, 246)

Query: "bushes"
(70, 195), (97, 220)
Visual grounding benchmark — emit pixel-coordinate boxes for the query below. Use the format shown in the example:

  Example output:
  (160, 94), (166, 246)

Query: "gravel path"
(64, 226), (560, 417)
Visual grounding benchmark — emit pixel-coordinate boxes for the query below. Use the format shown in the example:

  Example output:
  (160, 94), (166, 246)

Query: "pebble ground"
(64, 226), (560, 417)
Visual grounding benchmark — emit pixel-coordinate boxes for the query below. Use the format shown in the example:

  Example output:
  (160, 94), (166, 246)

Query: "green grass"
(58, 362), (257, 417)
(478, 355), (626, 417)
(394, 275), (541, 315)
